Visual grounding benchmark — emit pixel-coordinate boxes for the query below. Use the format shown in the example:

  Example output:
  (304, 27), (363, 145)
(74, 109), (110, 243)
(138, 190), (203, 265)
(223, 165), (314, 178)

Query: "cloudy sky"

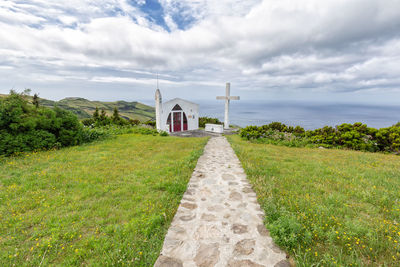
(0, 0), (400, 104)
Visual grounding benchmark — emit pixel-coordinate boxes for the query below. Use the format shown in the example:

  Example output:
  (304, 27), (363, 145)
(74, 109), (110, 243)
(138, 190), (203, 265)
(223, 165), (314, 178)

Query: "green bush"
(159, 130), (169, 136)
(266, 122), (288, 132)
(54, 107), (84, 147)
(240, 122), (400, 154)
(81, 118), (94, 126)
(0, 92), (169, 156)
(129, 119), (141, 126)
(376, 126), (400, 152)
(199, 117), (222, 128)
(0, 92), (84, 156)
(307, 126), (338, 146)
(81, 127), (110, 143)
(293, 125), (306, 136)
(144, 120), (156, 127)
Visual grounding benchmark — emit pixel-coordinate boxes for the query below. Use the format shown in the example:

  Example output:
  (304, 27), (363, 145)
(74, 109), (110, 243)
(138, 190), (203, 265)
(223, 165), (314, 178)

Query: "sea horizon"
(140, 99), (400, 130)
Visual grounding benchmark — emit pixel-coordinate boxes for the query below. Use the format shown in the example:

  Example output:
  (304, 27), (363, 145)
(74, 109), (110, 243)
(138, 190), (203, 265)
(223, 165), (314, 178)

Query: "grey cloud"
(0, 0), (399, 102)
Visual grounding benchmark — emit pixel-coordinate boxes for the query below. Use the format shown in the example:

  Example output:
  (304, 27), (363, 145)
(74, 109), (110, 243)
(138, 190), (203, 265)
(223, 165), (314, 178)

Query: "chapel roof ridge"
(164, 97), (199, 107)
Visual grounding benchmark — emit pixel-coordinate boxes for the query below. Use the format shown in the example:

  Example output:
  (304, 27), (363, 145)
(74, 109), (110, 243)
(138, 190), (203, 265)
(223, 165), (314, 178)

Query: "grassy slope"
(0, 134), (208, 266)
(57, 98), (155, 121)
(0, 94), (155, 121)
(228, 135), (400, 267)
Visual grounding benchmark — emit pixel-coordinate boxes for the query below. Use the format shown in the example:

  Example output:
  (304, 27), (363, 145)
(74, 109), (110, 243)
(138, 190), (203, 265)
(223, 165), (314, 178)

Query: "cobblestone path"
(154, 137), (290, 267)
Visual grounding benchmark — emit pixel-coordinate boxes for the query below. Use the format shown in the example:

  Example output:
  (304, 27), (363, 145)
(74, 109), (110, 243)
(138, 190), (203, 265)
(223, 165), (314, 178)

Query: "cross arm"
(216, 96), (226, 100)
(229, 96), (240, 100)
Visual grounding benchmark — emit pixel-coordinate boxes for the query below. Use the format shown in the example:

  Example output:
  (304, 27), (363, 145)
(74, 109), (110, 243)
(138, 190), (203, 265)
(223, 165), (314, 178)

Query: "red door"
(173, 112), (182, 132)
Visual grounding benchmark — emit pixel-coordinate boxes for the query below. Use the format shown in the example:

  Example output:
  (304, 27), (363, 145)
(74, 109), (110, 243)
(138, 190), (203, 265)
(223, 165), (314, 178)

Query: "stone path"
(154, 137), (290, 267)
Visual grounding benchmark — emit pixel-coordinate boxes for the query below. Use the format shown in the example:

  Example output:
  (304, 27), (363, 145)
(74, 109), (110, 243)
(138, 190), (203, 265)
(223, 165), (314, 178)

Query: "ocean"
(197, 100), (400, 130)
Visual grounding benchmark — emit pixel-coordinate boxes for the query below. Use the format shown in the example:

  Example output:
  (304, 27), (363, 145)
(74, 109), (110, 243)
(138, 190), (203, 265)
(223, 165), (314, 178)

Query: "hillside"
(0, 94), (155, 121)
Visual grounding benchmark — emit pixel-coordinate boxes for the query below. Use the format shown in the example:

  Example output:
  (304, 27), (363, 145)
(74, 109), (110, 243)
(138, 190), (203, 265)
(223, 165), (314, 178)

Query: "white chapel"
(155, 89), (199, 133)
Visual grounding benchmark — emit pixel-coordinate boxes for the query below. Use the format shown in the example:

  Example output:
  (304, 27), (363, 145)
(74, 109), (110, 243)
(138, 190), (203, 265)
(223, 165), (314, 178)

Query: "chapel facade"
(155, 89), (199, 132)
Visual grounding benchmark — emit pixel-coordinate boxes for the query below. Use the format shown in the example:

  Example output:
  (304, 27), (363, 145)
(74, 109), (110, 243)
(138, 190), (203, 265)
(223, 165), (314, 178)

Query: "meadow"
(228, 135), (400, 266)
(0, 134), (207, 266)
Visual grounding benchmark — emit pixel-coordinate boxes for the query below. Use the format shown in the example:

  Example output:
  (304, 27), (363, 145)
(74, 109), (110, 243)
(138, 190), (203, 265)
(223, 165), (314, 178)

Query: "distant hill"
(0, 94), (155, 121)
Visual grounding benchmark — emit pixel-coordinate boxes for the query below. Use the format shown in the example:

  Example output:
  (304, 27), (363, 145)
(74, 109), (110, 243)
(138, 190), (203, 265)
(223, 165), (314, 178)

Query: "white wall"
(161, 98), (199, 132)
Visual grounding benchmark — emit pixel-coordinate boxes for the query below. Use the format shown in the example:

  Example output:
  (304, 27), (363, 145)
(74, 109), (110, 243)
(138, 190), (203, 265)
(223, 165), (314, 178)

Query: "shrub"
(159, 131), (169, 137)
(53, 107), (84, 146)
(293, 126), (306, 137)
(335, 123), (378, 151)
(0, 92), (85, 156)
(307, 126), (338, 147)
(129, 119), (141, 126)
(239, 122), (400, 154)
(199, 117), (222, 128)
(376, 126), (400, 153)
(239, 125), (262, 139)
(144, 120), (156, 127)
(267, 122), (288, 132)
(81, 127), (110, 143)
(81, 118), (94, 126)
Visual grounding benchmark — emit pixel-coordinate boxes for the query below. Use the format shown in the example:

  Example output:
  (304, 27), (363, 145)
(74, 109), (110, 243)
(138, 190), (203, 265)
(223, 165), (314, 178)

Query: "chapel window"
(172, 104), (182, 111)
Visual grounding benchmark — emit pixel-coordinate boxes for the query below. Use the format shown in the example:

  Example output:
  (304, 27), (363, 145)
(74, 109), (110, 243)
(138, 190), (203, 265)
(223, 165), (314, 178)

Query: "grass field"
(228, 135), (400, 266)
(0, 134), (207, 266)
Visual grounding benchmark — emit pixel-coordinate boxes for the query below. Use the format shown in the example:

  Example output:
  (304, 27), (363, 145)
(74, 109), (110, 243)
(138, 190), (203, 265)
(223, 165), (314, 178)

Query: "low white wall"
(205, 124), (224, 133)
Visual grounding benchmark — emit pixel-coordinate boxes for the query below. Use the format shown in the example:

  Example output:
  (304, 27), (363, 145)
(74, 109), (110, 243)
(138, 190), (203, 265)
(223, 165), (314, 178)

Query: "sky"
(0, 0), (400, 104)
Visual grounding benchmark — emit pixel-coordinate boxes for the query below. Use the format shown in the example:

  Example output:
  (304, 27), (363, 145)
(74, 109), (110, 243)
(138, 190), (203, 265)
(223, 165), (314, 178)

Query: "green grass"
(228, 135), (400, 267)
(0, 134), (207, 266)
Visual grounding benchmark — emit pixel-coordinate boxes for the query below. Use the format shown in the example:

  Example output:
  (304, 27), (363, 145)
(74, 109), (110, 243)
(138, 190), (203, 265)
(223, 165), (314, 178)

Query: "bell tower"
(155, 87), (162, 131)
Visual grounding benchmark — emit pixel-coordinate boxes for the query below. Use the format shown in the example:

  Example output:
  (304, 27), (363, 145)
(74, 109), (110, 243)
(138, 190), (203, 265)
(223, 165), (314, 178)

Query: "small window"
(172, 104), (182, 111)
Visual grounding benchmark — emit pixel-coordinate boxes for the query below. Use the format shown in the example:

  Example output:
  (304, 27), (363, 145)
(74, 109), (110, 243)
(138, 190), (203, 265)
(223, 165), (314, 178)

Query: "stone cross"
(217, 83), (240, 129)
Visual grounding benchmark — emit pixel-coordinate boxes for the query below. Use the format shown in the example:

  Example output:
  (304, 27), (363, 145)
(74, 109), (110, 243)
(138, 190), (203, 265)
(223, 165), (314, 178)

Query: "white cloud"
(0, 0), (399, 101)
(90, 76), (178, 85)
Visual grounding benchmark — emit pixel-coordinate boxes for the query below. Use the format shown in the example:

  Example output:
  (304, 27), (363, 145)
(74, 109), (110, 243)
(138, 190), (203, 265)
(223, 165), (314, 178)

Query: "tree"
(32, 93), (39, 108)
(23, 88), (31, 96)
(100, 109), (107, 120)
(93, 107), (100, 121)
(97, 108), (110, 126)
(111, 107), (120, 122)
